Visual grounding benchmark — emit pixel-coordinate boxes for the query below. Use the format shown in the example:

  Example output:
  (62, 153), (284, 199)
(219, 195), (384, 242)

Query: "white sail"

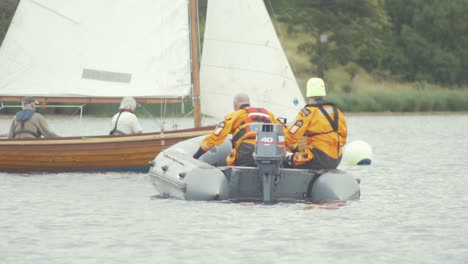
(200, 0), (305, 122)
(0, 0), (191, 99)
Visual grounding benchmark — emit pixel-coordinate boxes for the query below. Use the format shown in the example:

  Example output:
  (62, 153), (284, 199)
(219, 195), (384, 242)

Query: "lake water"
(1, 114), (467, 264)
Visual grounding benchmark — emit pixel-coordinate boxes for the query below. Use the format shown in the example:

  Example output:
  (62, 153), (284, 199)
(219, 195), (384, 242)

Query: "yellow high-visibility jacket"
(285, 99), (347, 168)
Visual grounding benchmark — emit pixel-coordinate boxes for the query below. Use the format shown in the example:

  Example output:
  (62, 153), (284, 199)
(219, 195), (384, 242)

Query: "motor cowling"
(254, 124), (286, 162)
(254, 124), (286, 202)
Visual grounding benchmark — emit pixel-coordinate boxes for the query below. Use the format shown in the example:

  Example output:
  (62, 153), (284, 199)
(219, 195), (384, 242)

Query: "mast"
(190, 0), (202, 128)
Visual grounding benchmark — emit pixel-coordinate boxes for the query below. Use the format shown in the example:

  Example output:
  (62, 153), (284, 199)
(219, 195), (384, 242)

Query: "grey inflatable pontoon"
(148, 124), (360, 203)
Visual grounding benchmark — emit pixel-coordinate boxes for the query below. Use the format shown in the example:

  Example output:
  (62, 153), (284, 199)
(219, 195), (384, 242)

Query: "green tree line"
(1, 0), (467, 87)
(268, 0), (468, 86)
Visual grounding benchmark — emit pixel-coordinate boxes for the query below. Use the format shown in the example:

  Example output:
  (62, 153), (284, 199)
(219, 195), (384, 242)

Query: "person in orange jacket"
(193, 93), (280, 166)
(285, 77), (347, 169)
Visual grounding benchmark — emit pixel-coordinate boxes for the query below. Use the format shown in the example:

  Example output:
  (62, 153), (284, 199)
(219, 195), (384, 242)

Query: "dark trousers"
(235, 142), (256, 167)
(293, 148), (342, 170)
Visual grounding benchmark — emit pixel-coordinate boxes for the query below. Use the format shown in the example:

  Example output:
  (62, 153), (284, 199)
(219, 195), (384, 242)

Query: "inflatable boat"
(148, 124), (360, 203)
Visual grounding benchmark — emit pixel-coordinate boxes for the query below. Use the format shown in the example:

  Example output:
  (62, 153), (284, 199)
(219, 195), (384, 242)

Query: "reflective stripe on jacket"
(200, 107), (278, 153)
(230, 107), (272, 149)
(285, 99), (347, 167)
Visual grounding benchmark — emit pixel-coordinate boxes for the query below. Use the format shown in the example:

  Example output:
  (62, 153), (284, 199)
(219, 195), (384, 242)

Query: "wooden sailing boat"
(0, 0), (210, 172)
(0, 0), (306, 172)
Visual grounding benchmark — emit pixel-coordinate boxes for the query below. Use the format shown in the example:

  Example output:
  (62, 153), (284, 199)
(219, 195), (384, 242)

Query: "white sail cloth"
(0, 0), (191, 98)
(200, 0), (305, 122)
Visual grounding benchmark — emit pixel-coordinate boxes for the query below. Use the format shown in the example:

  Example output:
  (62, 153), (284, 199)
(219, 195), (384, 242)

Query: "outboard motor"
(254, 124), (286, 203)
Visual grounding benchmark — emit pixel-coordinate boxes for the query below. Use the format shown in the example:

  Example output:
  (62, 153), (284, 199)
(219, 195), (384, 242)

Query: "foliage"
(328, 89), (468, 112)
(270, 0), (390, 80)
(268, 0), (468, 86)
(0, 0), (18, 46)
(344, 62), (359, 80)
(383, 0), (468, 85)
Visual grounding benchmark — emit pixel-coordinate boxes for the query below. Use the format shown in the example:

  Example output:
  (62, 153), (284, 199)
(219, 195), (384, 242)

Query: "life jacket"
(12, 110), (40, 138)
(304, 101), (341, 155)
(15, 121), (40, 138)
(231, 107), (272, 149)
(291, 99), (346, 167)
(109, 109), (133, 135)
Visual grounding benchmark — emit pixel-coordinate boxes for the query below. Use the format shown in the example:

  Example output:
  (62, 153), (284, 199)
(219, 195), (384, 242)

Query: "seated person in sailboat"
(8, 97), (59, 139)
(110, 97), (143, 135)
(284, 78), (348, 169)
(193, 93), (281, 166)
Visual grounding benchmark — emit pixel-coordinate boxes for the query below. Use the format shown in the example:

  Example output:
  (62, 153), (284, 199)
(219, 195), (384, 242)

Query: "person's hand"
(282, 153), (294, 168)
(193, 147), (206, 159)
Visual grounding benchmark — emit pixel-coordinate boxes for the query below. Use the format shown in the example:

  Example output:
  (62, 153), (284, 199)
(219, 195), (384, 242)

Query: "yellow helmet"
(306, 77), (326, 97)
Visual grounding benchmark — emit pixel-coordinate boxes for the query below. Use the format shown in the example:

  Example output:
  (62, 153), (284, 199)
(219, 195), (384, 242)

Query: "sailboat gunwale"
(0, 126), (215, 172)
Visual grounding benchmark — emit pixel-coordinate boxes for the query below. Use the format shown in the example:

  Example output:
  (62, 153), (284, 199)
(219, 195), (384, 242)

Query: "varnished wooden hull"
(0, 127), (213, 173)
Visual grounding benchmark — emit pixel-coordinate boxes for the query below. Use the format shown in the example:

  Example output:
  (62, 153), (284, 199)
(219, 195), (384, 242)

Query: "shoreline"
(1, 111), (468, 120)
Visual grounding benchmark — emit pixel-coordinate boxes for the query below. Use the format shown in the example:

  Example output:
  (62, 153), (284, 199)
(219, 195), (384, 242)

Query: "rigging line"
(183, 109), (194, 118)
(30, 0), (79, 25)
(69, 104), (87, 116)
(137, 103), (163, 130)
(157, 97), (168, 131)
(163, 97), (167, 122)
(159, 100), (163, 128)
(265, 0), (299, 78)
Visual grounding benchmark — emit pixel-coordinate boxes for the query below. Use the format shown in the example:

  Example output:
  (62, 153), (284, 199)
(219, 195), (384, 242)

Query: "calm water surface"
(1, 114), (467, 264)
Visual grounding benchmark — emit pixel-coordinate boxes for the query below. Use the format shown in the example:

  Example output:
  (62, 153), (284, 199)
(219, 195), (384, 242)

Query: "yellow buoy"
(343, 140), (372, 165)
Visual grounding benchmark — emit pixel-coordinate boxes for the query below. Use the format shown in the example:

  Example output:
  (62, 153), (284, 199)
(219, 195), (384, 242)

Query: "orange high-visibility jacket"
(200, 107), (279, 152)
(285, 100), (347, 160)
